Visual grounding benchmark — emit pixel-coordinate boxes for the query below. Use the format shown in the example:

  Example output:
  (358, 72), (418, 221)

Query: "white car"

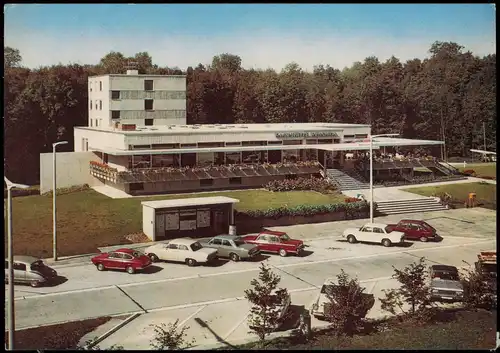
(144, 238), (218, 267)
(342, 223), (405, 247)
(310, 278), (375, 320)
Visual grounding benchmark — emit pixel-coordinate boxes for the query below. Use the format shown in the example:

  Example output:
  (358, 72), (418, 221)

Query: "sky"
(4, 4), (496, 71)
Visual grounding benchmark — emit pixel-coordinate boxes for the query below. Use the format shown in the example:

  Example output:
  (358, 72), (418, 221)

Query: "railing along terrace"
(89, 161), (322, 184)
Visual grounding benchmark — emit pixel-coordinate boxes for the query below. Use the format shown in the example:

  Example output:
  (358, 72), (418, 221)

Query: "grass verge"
(4, 317), (111, 350)
(404, 182), (496, 210)
(231, 309), (496, 350)
(456, 163), (496, 178)
(4, 189), (345, 258)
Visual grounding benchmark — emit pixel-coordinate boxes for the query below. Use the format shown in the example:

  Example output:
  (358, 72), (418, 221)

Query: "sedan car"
(429, 265), (464, 302)
(342, 223), (405, 247)
(5, 256), (58, 287)
(386, 219), (438, 242)
(144, 238), (218, 267)
(199, 235), (260, 261)
(91, 248), (152, 274)
(241, 229), (304, 257)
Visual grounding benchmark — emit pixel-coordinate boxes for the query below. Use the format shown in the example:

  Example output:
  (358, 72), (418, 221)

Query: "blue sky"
(4, 4), (496, 71)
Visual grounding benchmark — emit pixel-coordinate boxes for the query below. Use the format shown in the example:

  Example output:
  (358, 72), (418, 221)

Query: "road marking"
(10, 239), (494, 301)
(178, 305), (208, 328)
(223, 311), (250, 340)
(115, 285), (148, 313)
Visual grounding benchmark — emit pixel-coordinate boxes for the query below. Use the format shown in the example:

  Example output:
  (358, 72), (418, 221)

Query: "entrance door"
(155, 213), (166, 239)
(213, 210), (226, 234)
(318, 150), (326, 167)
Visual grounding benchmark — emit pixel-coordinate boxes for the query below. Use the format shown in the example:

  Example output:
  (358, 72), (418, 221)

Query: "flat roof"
(141, 196), (239, 209)
(75, 122), (370, 135)
(89, 74), (186, 78)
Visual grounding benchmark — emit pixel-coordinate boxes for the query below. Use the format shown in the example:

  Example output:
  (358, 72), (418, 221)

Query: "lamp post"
(52, 140), (68, 261)
(5, 176), (30, 351)
(369, 133), (399, 223)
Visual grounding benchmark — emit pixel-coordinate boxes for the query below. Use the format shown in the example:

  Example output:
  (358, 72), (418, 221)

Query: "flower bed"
(263, 176), (336, 194)
(235, 201), (370, 233)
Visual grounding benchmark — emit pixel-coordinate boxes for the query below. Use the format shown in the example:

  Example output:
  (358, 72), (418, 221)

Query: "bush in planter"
(263, 176), (336, 194)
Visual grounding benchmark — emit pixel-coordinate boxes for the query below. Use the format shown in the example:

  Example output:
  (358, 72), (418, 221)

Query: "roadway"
(4, 208), (496, 348)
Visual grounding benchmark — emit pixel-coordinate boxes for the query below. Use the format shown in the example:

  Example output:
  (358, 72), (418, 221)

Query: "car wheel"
(420, 236), (428, 242)
(126, 266), (135, 274)
(30, 280), (40, 288)
(149, 253), (159, 262)
(279, 249), (287, 257)
(186, 258), (197, 267)
(347, 235), (357, 244)
(96, 263), (105, 271)
(229, 253), (240, 262)
(382, 239), (392, 247)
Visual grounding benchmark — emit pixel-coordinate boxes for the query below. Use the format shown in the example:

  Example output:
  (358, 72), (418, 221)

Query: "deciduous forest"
(3, 41), (496, 184)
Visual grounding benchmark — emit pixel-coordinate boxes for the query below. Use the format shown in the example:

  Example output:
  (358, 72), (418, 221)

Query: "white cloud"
(4, 28), (496, 71)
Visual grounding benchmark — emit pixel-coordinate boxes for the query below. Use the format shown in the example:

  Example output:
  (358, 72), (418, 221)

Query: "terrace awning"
(90, 137), (443, 156)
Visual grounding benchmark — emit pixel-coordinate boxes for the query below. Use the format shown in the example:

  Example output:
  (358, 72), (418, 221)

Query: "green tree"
(4, 46), (22, 68)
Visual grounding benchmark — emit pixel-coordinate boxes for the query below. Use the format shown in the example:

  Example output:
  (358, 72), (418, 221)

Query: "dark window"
(355, 134), (368, 138)
(111, 91), (120, 100)
(99, 81), (102, 91)
(225, 142), (242, 147)
(129, 183), (144, 191)
(222, 240), (232, 247)
(344, 135), (355, 139)
(99, 100), (102, 110)
(111, 111), (120, 119)
(5, 261), (8, 269)
(267, 141), (283, 145)
(13, 263), (26, 271)
(145, 119), (154, 126)
(229, 177), (242, 185)
(200, 179), (214, 187)
(145, 99), (154, 111)
(90, 100), (92, 110)
(167, 244), (178, 250)
(122, 254), (133, 260)
(152, 144), (178, 149)
(144, 80), (154, 91)
(211, 238), (222, 246)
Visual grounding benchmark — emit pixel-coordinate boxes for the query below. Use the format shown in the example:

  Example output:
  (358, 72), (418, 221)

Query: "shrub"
(460, 261), (497, 311)
(236, 201), (370, 219)
(263, 176), (336, 194)
(149, 319), (195, 350)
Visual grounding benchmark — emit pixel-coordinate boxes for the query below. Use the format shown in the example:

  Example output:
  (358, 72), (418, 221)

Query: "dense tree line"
(3, 41), (496, 184)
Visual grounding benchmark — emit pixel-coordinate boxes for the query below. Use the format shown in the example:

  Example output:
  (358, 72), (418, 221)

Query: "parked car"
(474, 251), (497, 292)
(342, 223), (405, 247)
(5, 256), (58, 287)
(248, 289), (291, 330)
(429, 265), (464, 302)
(91, 248), (152, 274)
(310, 278), (375, 320)
(386, 219), (438, 242)
(241, 229), (304, 257)
(144, 238), (218, 267)
(199, 235), (260, 261)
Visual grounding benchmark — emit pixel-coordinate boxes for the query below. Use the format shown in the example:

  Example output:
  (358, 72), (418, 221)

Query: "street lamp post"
(369, 134), (399, 223)
(52, 141), (68, 261)
(5, 177), (30, 351)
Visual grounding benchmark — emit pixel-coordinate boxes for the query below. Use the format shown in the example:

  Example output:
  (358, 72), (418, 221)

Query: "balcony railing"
(89, 161), (322, 184)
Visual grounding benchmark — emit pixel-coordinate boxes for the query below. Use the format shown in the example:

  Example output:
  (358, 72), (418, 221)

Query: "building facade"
(87, 69), (187, 128)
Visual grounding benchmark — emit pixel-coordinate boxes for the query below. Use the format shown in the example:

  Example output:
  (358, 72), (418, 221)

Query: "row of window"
(129, 139), (335, 150)
(90, 80), (155, 92)
(90, 99), (155, 112)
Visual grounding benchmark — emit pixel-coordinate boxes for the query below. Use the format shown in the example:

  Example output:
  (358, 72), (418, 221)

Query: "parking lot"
(6, 208), (496, 349)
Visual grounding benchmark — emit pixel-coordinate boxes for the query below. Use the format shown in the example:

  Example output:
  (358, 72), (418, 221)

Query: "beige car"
(5, 256), (58, 287)
(144, 238), (218, 267)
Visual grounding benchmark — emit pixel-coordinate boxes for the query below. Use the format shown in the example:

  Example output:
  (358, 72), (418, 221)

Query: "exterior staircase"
(326, 168), (371, 191)
(376, 197), (448, 215)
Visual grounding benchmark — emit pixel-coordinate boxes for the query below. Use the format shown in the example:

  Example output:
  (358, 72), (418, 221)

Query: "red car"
(91, 248), (152, 274)
(386, 220), (438, 242)
(241, 229), (304, 257)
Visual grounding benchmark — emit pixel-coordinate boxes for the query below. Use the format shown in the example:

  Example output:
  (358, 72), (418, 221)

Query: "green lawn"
(233, 309), (496, 350)
(456, 162), (497, 178)
(5, 189), (345, 258)
(405, 182), (496, 209)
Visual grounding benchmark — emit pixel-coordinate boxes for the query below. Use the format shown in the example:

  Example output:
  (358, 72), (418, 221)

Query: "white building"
(87, 69), (187, 128)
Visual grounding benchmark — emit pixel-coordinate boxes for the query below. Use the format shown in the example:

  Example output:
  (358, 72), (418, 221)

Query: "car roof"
(431, 265), (458, 272)
(364, 223), (387, 228)
(260, 229), (286, 236)
(112, 248), (136, 254)
(169, 238), (197, 245)
(12, 255), (40, 264)
(213, 234), (239, 241)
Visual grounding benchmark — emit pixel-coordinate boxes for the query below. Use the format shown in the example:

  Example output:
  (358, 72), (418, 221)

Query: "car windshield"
(434, 271), (459, 281)
(320, 285), (335, 294)
(190, 242), (203, 252)
(234, 239), (245, 247)
(279, 234), (290, 241)
(30, 260), (46, 270)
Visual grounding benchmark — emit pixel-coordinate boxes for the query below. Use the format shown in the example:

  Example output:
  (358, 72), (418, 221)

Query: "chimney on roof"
(125, 60), (139, 75)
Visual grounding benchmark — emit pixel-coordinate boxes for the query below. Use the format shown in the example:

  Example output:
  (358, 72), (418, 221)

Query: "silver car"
(200, 235), (260, 261)
(5, 256), (58, 287)
(429, 265), (464, 302)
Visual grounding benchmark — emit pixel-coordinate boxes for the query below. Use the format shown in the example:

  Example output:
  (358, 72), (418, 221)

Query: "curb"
(84, 312), (141, 349)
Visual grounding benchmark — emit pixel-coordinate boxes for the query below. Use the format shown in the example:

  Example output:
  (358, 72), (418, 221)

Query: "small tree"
(324, 269), (375, 336)
(244, 263), (289, 343)
(461, 261), (497, 310)
(379, 257), (434, 322)
(149, 319), (195, 350)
